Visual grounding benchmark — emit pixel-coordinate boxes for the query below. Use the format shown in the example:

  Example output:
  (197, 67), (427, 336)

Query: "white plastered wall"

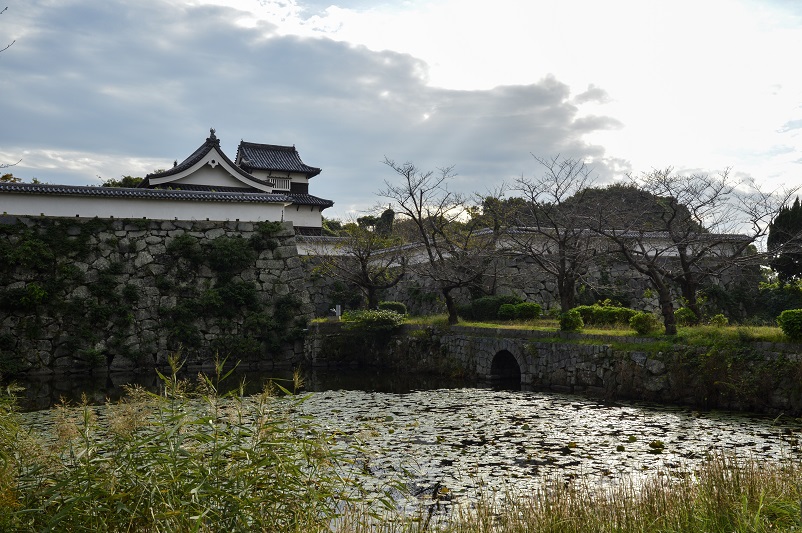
(0, 194), (288, 222)
(285, 204), (322, 228)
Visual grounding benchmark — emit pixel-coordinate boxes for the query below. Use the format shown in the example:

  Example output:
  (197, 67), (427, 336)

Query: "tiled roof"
(284, 192), (334, 208)
(506, 227), (751, 242)
(151, 184), (256, 194)
(236, 141), (322, 178)
(0, 182), (292, 204)
(139, 129), (272, 187)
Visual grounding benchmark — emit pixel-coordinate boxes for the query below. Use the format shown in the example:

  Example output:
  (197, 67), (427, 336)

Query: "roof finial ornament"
(209, 127), (217, 139)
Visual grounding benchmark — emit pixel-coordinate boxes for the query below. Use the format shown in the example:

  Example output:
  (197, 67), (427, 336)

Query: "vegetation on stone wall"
(0, 218), (147, 374)
(0, 217), (308, 376)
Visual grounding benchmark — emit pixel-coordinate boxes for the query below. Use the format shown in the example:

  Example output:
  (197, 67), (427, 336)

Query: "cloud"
(0, 0), (622, 216)
(779, 119), (802, 132)
(573, 85), (611, 105)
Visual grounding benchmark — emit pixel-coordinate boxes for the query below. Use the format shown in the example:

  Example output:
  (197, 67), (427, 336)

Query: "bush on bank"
(777, 309), (802, 340)
(341, 309), (405, 333)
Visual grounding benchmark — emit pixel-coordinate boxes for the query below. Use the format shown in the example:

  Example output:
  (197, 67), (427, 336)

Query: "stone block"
(273, 284), (290, 297)
(645, 358), (666, 375)
(134, 251), (154, 268)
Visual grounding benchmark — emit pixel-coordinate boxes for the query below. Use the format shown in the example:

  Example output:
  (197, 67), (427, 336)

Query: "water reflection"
(299, 387), (802, 513)
(5, 367), (479, 412)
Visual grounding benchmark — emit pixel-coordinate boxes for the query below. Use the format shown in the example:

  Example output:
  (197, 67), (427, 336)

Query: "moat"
(11, 368), (802, 514)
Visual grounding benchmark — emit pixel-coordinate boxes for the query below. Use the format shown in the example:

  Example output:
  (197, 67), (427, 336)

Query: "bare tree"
(509, 155), (600, 311)
(591, 168), (796, 334)
(310, 221), (406, 309)
(0, 7), (13, 54)
(380, 158), (500, 324)
(1, 7), (20, 170)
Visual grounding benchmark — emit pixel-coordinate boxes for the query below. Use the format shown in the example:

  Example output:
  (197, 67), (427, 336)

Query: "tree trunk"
(679, 282), (702, 324)
(367, 287), (380, 309)
(558, 276), (576, 312)
(443, 289), (459, 325)
(656, 281), (677, 335)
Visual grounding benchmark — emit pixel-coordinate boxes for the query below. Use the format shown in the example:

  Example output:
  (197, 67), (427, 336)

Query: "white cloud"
(2, 0), (802, 218)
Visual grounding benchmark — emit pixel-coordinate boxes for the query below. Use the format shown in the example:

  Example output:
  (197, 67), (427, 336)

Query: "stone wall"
(0, 217), (313, 376)
(306, 323), (802, 415)
(315, 253), (759, 319)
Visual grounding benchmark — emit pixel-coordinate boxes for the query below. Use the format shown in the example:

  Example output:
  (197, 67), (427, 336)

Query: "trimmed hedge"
(574, 303), (637, 326)
(560, 309), (584, 331)
(459, 295), (523, 321)
(378, 301), (407, 315)
(497, 304), (517, 320)
(777, 309), (802, 340)
(515, 302), (542, 320)
(630, 312), (660, 334)
(341, 309), (405, 333)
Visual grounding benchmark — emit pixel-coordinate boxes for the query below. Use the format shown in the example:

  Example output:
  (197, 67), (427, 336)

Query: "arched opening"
(490, 350), (521, 383)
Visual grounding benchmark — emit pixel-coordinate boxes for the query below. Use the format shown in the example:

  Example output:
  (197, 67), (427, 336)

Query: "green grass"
(402, 314), (793, 346)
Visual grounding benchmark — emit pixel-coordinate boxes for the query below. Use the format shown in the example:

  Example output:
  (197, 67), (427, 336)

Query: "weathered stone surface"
(0, 217), (311, 376)
(134, 251), (154, 268)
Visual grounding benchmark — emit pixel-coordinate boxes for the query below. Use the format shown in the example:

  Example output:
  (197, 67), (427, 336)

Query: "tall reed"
(0, 357), (371, 532)
(440, 454), (802, 533)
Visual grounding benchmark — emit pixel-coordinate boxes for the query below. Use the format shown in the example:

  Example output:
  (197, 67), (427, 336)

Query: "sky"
(2, 0), (802, 219)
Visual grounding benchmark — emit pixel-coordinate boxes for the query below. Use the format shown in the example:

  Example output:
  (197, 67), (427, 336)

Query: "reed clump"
(3, 359), (802, 532)
(441, 454), (802, 533)
(0, 356), (372, 532)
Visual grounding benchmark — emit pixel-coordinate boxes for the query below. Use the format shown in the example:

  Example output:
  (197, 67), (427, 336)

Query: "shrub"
(166, 233), (203, 263)
(456, 303), (474, 320)
(709, 313), (729, 328)
(469, 295), (523, 321)
(378, 301), (407, 315)
(560, 309), (584, 332)
(207, 236), (256, 277)
(675, 307), (698, 326)
(341, 309), (404, 333)
(575, 303), (637, 326)
(515, 302), (542, 320)
(497, 304), (517, 320)
(630, 312), (661, 335)
(777, 309), (802, 340)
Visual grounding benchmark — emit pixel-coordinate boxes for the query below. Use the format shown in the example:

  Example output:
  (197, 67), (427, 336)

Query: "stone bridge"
(440, 326), (625, 392)
(307, 323), (802, 414)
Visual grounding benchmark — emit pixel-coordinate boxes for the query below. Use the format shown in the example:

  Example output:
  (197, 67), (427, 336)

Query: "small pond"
(7, 368), (802, 514)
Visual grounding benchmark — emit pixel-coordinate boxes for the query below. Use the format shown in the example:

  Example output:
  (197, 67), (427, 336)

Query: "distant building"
(0, 129), (334, 234)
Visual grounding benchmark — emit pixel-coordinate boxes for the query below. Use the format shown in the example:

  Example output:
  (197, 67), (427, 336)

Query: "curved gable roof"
(139, 129), (275, 191)
(236, 141), (322, 178)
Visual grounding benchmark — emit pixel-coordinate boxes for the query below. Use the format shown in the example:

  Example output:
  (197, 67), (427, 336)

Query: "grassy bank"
(404, 314), (790, 345)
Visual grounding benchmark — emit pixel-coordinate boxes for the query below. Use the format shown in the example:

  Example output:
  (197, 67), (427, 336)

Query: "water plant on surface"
(0, 356), (374, 532)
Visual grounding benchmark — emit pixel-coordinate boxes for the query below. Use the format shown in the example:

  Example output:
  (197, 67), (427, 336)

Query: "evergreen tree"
(768, 197), (802, 283)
